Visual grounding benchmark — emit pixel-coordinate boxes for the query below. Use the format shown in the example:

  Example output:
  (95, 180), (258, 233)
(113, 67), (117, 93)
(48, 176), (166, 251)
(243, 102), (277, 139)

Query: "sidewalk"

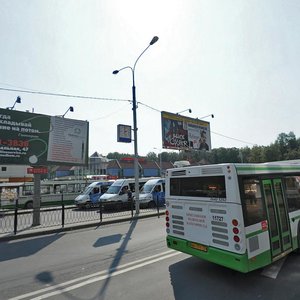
(0, 209), (165, 242)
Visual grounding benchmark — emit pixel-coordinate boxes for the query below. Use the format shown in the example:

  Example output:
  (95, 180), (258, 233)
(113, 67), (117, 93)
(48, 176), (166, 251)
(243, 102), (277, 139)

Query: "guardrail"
(0, 201), (165, 235)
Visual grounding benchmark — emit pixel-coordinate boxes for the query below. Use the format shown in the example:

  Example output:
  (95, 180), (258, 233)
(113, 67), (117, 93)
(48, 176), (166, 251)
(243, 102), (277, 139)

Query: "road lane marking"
(9, 250), (180, 300)
(261, 257), (286, 279)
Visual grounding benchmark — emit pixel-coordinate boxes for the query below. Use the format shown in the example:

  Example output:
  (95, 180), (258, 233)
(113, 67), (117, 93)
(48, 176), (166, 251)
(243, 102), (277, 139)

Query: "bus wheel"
(25, 201), (33, 209)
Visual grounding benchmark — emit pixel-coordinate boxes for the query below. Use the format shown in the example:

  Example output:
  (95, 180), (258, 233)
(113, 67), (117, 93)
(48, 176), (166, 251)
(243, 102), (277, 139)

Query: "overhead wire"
(0, 87), (130, 102)
(0, 85), (256, 146)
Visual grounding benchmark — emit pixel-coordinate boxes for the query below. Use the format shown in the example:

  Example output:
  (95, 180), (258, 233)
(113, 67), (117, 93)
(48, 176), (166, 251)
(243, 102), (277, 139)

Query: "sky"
(1, 0), (300, 157)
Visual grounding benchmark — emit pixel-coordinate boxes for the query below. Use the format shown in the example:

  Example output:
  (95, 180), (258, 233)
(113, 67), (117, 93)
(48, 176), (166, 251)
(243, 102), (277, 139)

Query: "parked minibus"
(74, 180), (114, 209)
(99, 177), (159, 210)
(139, 178), (165, 208)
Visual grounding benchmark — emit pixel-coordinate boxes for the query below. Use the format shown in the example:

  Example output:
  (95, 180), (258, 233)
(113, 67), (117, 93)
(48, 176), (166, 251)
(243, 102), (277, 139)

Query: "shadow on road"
(93, 234), (123, 247)
(0, 233), (64, 262)
(97, 217), (138, 299)
(34, 219), (139, 300)
(169, 255), (300, 300)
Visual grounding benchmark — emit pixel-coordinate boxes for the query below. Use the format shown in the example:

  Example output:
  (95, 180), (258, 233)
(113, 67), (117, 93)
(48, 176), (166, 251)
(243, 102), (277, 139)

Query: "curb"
(0, 211), (165, 242)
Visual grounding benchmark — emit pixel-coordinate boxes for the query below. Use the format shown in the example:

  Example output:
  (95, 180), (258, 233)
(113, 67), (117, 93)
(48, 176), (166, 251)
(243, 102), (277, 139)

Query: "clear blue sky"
(1, 0), (299, 156)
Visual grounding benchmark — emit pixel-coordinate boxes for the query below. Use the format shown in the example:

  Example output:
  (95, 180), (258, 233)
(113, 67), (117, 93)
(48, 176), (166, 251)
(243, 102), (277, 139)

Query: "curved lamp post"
(113, 36), (159, 213)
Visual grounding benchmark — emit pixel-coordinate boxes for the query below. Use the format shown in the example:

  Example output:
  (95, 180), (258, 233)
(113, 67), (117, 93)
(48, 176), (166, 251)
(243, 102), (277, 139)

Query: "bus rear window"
(170, 176), (226, 198)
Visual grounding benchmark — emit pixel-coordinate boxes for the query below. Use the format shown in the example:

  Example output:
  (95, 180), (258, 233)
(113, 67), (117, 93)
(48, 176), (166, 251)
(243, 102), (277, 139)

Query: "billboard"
(0, 108), (89, 166)
(161, 111), (211, 151)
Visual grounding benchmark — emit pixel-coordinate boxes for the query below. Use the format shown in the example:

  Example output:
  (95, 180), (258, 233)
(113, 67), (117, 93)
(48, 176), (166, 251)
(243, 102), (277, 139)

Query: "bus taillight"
(232, 219), (239, 226)
(233, 227), (239, 234)
(233, 235), (240, 243)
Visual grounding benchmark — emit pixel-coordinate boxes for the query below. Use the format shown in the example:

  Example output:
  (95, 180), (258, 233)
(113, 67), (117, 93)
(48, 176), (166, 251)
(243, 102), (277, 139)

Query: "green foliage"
(106, 152), (133, 160)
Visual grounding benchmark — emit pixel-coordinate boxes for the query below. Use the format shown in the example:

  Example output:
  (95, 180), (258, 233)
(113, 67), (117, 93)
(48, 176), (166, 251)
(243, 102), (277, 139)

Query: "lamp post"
(113, 36), (159, 214)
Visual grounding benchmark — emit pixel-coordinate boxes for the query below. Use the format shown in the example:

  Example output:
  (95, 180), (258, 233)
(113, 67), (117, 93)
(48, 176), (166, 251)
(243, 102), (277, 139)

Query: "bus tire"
(25, 201), (33, 209)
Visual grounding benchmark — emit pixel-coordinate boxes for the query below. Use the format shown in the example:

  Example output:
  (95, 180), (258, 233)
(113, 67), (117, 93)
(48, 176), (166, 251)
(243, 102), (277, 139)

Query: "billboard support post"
(32, 173), (41, 226)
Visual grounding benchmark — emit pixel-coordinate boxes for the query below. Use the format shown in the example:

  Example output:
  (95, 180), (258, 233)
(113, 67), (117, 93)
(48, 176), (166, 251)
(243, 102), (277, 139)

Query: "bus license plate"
(190, 242), (208, 252)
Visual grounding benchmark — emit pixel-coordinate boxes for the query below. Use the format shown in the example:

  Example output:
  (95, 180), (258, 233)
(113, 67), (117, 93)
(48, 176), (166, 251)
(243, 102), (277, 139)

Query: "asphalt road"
(1, 217), (300, 300)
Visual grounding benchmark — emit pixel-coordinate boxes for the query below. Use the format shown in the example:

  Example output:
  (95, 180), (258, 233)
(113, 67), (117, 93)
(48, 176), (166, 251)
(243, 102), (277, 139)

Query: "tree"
(248, 146), (265, 163)
(146, 151), (157, 161)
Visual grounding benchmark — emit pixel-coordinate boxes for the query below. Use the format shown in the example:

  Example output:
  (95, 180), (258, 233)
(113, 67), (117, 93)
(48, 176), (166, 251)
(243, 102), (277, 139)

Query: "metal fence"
(0, 202), (165, 235)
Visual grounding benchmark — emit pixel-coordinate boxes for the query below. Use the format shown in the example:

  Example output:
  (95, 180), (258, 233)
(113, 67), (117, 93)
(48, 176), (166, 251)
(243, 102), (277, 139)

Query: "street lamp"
(113, 36), (159, 214)
(62, 106), (74, 118)
(7, 96), (21, 110)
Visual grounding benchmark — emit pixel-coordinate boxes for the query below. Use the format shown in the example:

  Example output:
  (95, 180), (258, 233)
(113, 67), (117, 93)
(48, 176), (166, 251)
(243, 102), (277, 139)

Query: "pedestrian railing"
(0, 201), (165, 235)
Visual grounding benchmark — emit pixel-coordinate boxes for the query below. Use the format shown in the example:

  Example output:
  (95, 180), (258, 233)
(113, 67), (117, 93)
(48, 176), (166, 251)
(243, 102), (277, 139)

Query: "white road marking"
(261, 257), (287, 279)
(9, 250), (180, 300)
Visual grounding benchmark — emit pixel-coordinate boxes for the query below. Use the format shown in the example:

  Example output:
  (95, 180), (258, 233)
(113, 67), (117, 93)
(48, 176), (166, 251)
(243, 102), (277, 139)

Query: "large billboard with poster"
(161, 111), (211, 151)
(0, 108), (89, 166)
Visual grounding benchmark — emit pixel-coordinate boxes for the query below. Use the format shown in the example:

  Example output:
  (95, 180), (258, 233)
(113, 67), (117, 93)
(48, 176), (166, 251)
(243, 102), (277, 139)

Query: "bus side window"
(284, 176), (300, 212)
(241, 178), (266, 226)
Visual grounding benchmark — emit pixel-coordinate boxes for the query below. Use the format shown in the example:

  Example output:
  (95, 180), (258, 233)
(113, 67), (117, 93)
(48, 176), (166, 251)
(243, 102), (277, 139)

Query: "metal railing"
(0, 200), (165, 235)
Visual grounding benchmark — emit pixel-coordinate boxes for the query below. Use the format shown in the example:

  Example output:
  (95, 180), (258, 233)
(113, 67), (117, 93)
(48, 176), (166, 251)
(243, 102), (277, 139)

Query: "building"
(0, 165), (33, 182)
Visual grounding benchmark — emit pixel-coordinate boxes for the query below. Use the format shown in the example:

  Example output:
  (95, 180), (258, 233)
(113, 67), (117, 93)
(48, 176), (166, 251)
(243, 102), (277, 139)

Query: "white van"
(74, 180), (114, 209)
(139, 178), (165, 208)
(99, 177), (158, 210)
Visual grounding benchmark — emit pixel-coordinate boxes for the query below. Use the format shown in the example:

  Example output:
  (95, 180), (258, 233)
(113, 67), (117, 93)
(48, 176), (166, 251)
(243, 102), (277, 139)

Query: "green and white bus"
(165, 162), (300, 273)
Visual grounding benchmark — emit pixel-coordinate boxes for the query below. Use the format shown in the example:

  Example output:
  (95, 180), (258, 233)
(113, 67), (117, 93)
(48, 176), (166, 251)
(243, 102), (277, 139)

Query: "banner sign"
(117, 124), (132, 143)
(161, 111), (211, 151)
(27, 167), (48, 174)
(0, 108), (89, 166)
